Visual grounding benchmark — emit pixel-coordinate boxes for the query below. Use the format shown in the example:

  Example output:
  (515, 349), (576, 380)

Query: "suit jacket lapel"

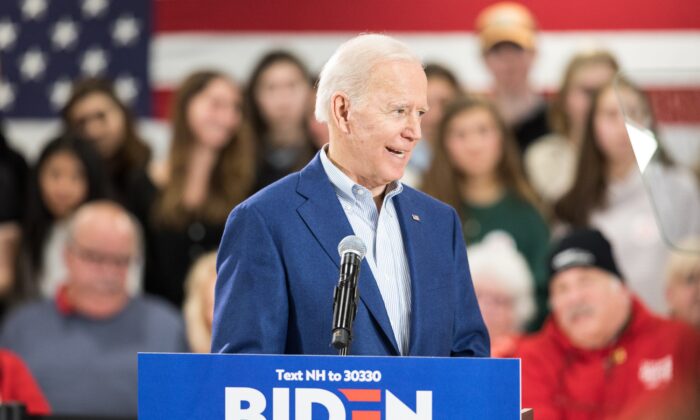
(394, 192), (433, 356)
(295, 155), (400, 355)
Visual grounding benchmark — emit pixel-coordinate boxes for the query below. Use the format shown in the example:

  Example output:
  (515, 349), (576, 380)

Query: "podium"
(139, 353), (523, 419)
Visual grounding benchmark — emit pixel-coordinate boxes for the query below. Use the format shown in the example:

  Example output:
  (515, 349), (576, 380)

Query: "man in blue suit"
(212, 34), (489, 357)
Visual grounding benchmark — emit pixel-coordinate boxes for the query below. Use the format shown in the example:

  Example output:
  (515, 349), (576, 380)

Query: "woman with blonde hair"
(183, 252), (217, 353)
(128, 70), (255, 307)
(665, 239), (700, 329)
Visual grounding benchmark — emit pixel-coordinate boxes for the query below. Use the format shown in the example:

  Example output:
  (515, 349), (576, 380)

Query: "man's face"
(483, 42), (534, 91)
(65, 218), (134, 319)
(549, 267), (628, 349)
(342, 60), (428, 190)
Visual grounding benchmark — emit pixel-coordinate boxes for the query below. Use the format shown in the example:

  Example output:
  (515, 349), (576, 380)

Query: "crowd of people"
(0, 2), (698, 418)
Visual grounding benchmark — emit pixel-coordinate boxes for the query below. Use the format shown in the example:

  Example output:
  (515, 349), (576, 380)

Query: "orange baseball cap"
(475, 2), (538, 52)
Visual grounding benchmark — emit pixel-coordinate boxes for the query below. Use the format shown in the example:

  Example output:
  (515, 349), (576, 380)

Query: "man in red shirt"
(518, 228), (700, 419)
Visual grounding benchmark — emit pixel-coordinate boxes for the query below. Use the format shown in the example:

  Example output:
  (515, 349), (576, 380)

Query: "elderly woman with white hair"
(468, 231), (536, 357)
(665, 238), (700, 330)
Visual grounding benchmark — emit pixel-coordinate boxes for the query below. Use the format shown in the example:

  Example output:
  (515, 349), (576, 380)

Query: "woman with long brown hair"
(525, 50), (619, 204)
(62, 78), (151, 203)
(554, 77), (700, 314)
(128, 70), (255, 306)
(246, 50), (316, 190)
(422, 97), (550, 330)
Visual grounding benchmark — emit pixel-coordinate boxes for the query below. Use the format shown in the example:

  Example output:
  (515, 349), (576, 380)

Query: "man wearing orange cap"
(475, 2), (551, 153)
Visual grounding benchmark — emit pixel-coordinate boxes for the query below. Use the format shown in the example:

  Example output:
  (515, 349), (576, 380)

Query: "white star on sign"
(19, 48), (47, 81)
(0, 20), (19, 51)
(80, 47), (108, 76)
(115, 75), (138, 104)
(112, 15), (140, 47)
(21, 0), (48, 21)
(49, 78), (73, 110)
(82, 0), (108, 19)
(0, 81), (15, 110)
(51, 18), (79, 50)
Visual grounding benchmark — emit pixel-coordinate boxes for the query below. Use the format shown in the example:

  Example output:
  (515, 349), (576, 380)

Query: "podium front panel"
(138, 353), (520, 419)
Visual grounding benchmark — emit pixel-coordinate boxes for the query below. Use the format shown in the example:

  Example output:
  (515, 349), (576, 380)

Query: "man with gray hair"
(213, 34), (489, 357)
(1, 201), (187, 417)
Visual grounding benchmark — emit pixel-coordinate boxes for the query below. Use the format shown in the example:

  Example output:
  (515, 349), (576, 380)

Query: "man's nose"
(403, 113), (422, 141)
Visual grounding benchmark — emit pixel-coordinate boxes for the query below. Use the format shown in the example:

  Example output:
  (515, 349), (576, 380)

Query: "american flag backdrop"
(1, 0), (699, 162)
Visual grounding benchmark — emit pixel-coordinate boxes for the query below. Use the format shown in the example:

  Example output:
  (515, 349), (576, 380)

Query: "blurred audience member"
(0, 127), (28, 311)
(62, 78), (151, 203)
(1, 201), (187, 417)
(0, 349), (51, 415)
(554, 78), (700, 314)
(19, 135), (109, 300)
(475, 2), (551, 153)
(183, 251), (217, 353)
(518, 228), (700, 419)
(422, 97), (549, 329)
(247, 51), (315, 190)
(403, 63), (463, 187)
(665, 238), (700, 330)
(525, 50), (619, 204)
(468, 232), (535, 357)
(308, 75), (329, 150)
(128, 70), (255, 307)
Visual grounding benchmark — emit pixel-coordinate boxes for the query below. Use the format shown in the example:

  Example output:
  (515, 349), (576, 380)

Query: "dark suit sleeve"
(449, 209), (491, 357)
(211, 203), (288, 354)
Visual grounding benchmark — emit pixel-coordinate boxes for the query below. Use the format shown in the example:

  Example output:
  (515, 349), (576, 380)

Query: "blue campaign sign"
(138, 353), (520, 419)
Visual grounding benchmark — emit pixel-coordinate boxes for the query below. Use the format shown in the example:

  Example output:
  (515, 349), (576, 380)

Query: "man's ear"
(330, 92), (351, 135)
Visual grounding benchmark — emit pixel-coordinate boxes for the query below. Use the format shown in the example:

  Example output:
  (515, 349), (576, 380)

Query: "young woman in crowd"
(422, 97), (550, 329)
(665, 238), (700, 330)
(525, 50), (619, 204)
(183, 252), (217, 353)
(403, 63), (464, 187)
(246, 51), (315, 190)
(20, 134), (109, 299)
(468, 232), (536, 357)
(128, 70), (255, 307)
(61, 78), (151, 203)
(555, 77), (700, 314)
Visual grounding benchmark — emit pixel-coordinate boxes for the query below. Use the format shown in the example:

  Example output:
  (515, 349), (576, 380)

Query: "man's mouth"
(385, 146), (406, 158)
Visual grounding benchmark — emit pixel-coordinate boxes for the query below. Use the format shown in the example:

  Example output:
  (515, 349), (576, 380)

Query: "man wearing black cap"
(517, 228), (700, 419)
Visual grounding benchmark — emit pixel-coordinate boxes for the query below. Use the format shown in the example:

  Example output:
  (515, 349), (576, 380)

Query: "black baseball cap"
(548, 228), (623, 282)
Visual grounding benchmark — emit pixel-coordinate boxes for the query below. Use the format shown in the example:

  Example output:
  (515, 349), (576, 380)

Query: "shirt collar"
(319, 145), (403, 203)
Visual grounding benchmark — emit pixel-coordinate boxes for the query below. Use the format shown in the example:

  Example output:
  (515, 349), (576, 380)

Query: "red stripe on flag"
(153, 87), (700, 124)
(155, 0), (700, 32)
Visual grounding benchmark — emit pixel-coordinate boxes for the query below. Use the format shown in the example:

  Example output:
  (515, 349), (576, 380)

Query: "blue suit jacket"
(211, 153), (490, 357)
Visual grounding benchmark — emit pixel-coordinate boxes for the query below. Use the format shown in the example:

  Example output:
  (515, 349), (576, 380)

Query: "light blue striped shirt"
(320, 147), (412, 354)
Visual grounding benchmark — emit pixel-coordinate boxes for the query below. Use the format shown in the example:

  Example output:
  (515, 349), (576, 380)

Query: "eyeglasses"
(69, 242), (134, 269)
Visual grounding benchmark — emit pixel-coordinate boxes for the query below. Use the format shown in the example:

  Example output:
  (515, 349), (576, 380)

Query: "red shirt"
(0, 350), (51, 415)
(517, 297), (700, 419)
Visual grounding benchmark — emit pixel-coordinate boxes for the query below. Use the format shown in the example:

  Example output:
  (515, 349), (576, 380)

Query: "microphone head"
(338, 235), (367, 260)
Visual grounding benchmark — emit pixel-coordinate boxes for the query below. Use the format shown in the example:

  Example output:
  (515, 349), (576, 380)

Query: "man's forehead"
(365, 61), (427, 103)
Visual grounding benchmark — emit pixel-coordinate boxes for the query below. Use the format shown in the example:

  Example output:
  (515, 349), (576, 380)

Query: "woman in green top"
(422, 97), (550, 330)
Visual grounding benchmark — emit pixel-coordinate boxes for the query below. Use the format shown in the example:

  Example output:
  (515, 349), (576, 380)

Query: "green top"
(462, 190), (550, 331)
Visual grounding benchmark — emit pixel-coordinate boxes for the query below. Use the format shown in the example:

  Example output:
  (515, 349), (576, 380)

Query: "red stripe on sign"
(338, 389), (382, 402)
(153, 87), (700, 124)
(155, 0), (700, 32)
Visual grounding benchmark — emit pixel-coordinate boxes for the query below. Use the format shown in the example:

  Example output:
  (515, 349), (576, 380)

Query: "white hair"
(467, 231), (536, 330)
(314, 33), (423, 123)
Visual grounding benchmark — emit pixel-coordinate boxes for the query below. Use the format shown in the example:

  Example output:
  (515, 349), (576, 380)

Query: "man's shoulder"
(236, 172), (303, 216)
(400, 184), (458, 219)
(3, 299), (56, 326)
(131, 295), (184, 327)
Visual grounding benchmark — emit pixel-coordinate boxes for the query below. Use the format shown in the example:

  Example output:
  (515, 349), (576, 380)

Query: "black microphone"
(331, 235), (367, 355)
